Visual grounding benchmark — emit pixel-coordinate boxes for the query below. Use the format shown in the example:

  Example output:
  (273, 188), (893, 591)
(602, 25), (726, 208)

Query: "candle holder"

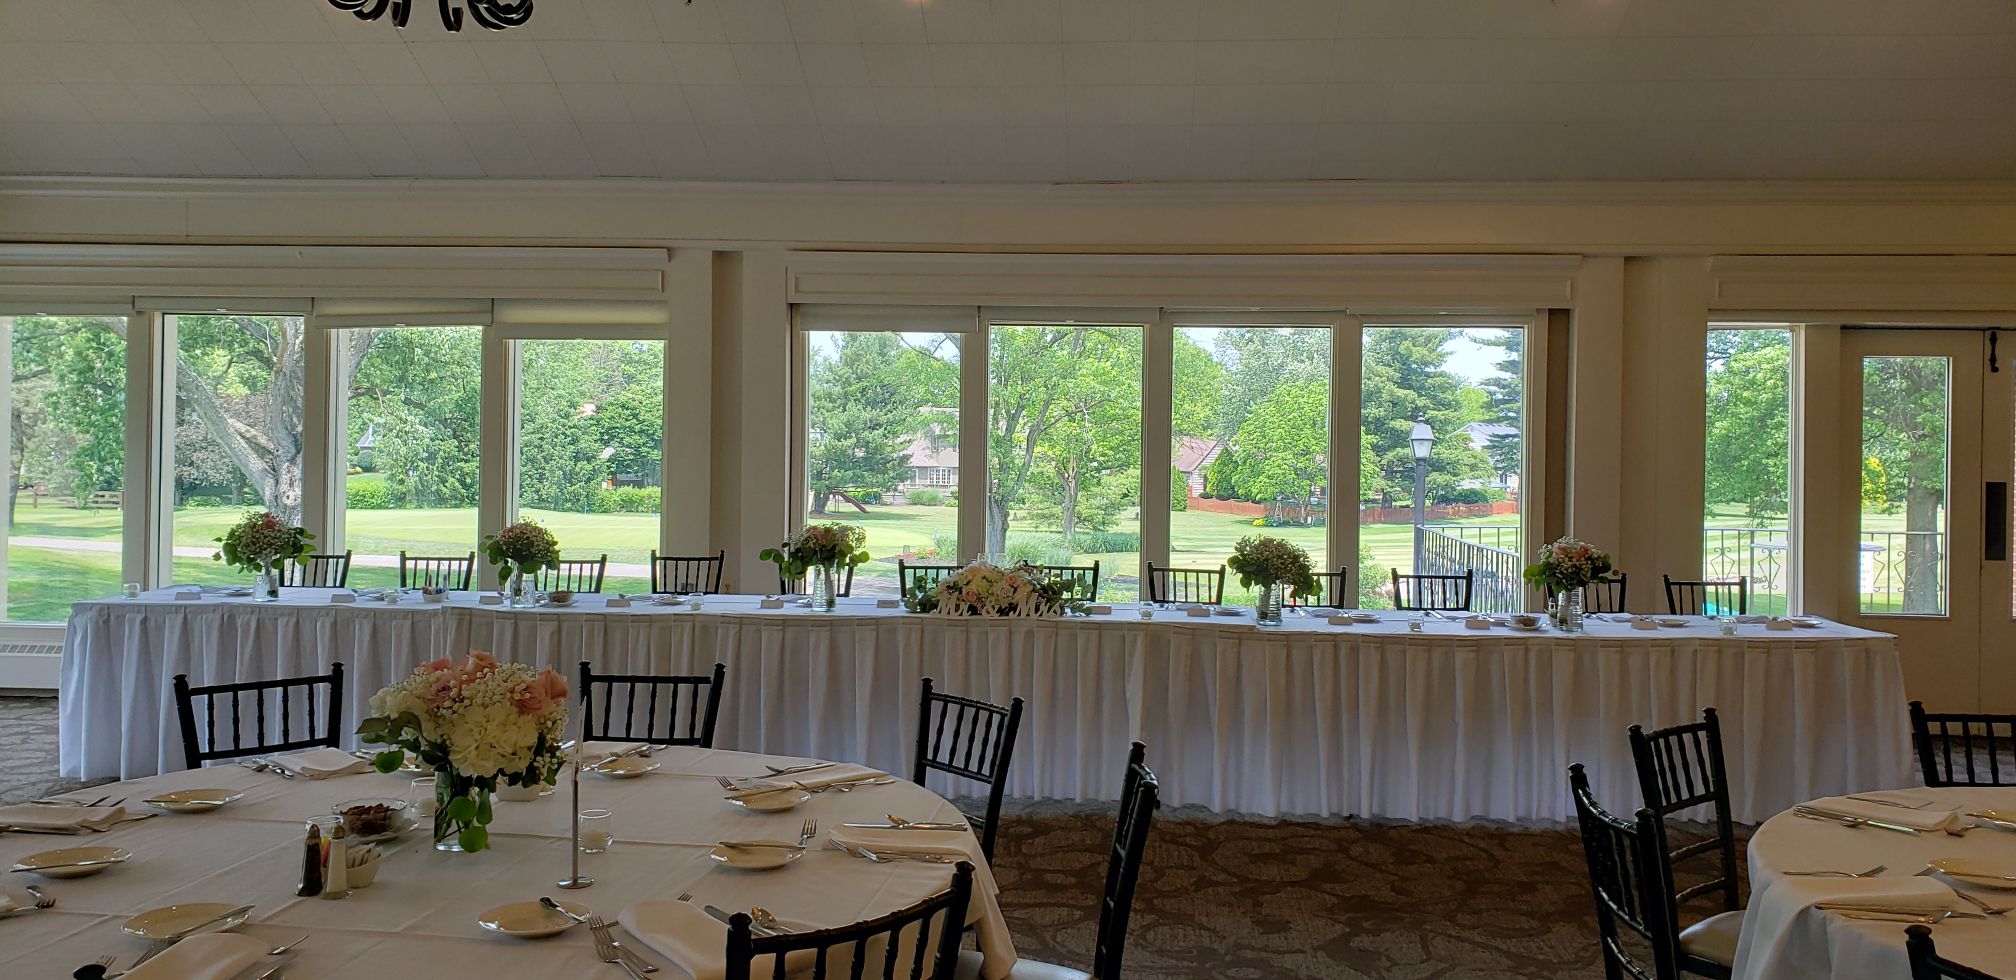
(557, 720), (594, 889)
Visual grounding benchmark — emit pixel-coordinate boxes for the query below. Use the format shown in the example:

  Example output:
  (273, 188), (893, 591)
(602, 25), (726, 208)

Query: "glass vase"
(1558, 587), (1585, 633)
(1255, 583), (1283, 625)
(809, 563), (838, 611)
(255, 567), (279, 602)
(507, 569), (536, 608)
(433, 770), (493, 852)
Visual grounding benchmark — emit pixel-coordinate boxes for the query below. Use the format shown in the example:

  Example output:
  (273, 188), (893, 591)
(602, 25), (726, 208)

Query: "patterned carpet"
(1, 695), (1702, 979)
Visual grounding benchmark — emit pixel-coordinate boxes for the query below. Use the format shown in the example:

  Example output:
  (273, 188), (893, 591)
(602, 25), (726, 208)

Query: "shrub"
(925, 532), (958, 559)
(1065, 530), (1139, 554)
(609, 486), (659, 513)
(1437, 487), (1505, 505)
(1170, 470), (1188, 512)
(345, 480), (390, 510)
(1003, 534), (1075, 568)
(907, 489), (944, 507)
(855, 490), (884, 505)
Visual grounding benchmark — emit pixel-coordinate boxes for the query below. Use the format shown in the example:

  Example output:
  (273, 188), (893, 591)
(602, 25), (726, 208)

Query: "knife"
(839, 822), (968, 831)
(702, 904), (781, 937)
(10, 857), (127, 873)
(763, 762), (836, 777)
(164, 904), (257, 940)
(1795, 806), (1923, 835)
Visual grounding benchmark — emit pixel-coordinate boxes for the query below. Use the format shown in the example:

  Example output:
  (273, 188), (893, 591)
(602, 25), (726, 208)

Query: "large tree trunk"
(1059, 457), (1079, 540)
(985, 497), (1009, 558)
(1902, 481), (1942, 613)
(175, 317), (307, 525)
(811, 490), (830, 515)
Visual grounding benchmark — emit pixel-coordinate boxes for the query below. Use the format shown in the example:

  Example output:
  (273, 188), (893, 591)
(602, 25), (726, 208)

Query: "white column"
(1139, 311), (1174, 583)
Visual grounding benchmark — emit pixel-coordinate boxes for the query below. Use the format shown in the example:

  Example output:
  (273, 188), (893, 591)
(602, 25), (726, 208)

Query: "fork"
(1785, 864), (1887, 878)
(799, 819), (817, 847)
(588, 914), (648, 979)
(1915, 868), (2013, 914)
(26, 884), (53, 909)
(589, 913), (657, 974)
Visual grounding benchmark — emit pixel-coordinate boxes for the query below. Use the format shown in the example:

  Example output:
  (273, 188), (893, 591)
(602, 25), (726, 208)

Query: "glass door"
(1837, 329), (2015, 712)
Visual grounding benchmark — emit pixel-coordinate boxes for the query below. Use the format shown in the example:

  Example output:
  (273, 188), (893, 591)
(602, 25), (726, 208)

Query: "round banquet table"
(1733, 787), (2016, 980)
(0, 746), (1018, 979)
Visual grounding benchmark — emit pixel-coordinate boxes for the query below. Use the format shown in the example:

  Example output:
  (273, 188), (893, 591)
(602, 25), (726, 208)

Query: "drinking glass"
(122, 583), (142, 599)
(407, 776), (438, 818)
(580, 808), (615, 853)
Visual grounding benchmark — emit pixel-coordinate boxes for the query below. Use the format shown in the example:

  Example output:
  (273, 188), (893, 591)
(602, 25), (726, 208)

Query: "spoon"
(267, 936), (310, 955)
(751, 908), (789, 935)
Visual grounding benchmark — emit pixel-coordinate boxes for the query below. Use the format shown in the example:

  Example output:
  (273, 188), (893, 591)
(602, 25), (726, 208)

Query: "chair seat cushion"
(1678, 909), (1745, 966)
(955, 950), (1091, 980)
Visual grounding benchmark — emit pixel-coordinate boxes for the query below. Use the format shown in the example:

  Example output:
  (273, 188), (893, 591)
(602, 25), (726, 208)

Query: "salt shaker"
(321, 823), (351, 900)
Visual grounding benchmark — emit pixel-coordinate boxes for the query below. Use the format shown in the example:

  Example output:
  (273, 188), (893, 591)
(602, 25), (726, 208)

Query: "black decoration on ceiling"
(327, 0), (535, 33)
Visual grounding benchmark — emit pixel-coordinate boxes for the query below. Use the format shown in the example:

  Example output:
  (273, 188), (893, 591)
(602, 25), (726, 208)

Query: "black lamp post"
(1410, 418), (1435, 572)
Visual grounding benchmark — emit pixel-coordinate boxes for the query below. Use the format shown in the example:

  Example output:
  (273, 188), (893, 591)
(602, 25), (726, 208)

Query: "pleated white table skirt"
(61, 593), (1914, 822)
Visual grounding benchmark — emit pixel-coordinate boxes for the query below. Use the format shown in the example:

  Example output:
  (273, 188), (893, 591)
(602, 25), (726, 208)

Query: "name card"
(1185, 606), (1211, 618)
(876, 598), (901, 609)
(604, 597), (631, 608)
(478, 594), (503, 606)
(175, 591), (203, 601)
(1465, 616), (1492, 630)
(329, 593), (357, 604)
(1765, 618), (1795, 631)
(1632, 618), (1659, 630)
(759, 598), (785, 610)
(1083, 604), (1113, 616)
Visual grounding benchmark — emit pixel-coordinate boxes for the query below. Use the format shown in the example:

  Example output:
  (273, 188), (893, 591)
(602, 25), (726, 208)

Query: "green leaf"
(476, 793), (492, 825)
(373, 750), (405, 774)
(446, 795), (477, 823)
(355, 717), (389, 735)
(459, 826), (489, 852)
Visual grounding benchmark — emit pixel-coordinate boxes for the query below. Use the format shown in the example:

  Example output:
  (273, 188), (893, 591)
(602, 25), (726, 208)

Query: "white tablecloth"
(1735, 787), (2016, 979)
(61, 593), (1913, 822)
(2, 746), (1016, 979)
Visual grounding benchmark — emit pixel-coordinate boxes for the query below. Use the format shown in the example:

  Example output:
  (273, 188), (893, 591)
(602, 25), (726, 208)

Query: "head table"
(61, 589), (1912, 823)
(2, 745), (1017, 979)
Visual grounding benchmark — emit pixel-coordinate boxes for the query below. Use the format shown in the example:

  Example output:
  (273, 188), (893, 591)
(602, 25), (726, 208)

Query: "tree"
(1861, 356), (1949, 612)
(986, 325), (1141, 553)
(1213, 381), (1328, 508)
(1703, 332), (1791, 517)
(1209, 328), (1328, 440)
(7, 317), (128, 524)
(173, 315), (308, 523)
(344, 327), (482, 510)
(1358, 328), (1495, 505)
(1470, 328), (1524, 480)
(805, 333), (949, 514)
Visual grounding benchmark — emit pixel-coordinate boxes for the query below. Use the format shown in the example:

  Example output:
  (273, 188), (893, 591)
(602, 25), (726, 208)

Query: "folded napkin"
(721, 778), (796, 801)
(269, 747), (369, 779)
(123, 932), (271, 980)
(0, 804), (127, 833)
(829, 825), (975, 858)
(1804, 795), (1958, 831)
(619, 899), (821, 980)
(1732, 877), (1956, 980)
(580, 741), (649, 760)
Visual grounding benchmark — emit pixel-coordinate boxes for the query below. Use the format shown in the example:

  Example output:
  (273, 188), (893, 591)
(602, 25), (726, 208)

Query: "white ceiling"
(2, 0), (2014, 183)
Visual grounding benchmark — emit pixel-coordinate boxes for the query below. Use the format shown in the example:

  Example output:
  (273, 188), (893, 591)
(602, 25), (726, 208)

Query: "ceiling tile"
(666, 43), (742, 85)
(847, 0), (928, 43)
(603, 42), (680, 85)
(620, 84), (696, 127)
(537, 40), (618, 84)
(455, 123), (547, 177)
(410, 42), (491, 86)
(731, 43), (807, 85)
(280, 124), (371, 177)
(797, 43), (871, 87)
(191, 83), (272, 125)
(714, 0), (792, 43)
(556, 83), (636, 124)
(473, 42), (556, 85)
(345, 43), (429, 85)
(250, 85), (335, 127)
(783, 0), (860, 44)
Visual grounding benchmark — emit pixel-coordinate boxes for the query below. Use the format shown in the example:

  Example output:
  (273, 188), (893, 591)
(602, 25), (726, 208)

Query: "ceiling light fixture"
(327, 0), (534, 33)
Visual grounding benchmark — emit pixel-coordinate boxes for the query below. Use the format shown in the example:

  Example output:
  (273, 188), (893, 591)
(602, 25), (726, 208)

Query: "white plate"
(586, 757), (662, 779)
(709, 842), (804, 870)
(1212, 607), (1243, 617)
(477, 899), (586, 938)
(144, 788), (243, 814)
(1927, 858), (2016, 889)
(11, 846), (131, 878)
(1788, 616), (1825, 628)
(1348, 613), (1379, 623)
(122, 902), (252, 940)
(1656, 618), (1689, 628)
(727, 788), (812, 813)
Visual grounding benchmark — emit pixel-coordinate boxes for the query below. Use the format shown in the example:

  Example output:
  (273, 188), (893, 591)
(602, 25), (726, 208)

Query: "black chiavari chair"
(1663, 575), (1747, 616)
(955, 741), (1161, 980)
(400, 551), (475, 591)
(280, 552), (353, 588)
(1908, 923), (2007, 980)
(1391, 569), (1473, 611)
(650, 550), (725, 594)
(534, 556), (608, 594)
(1571, 763), (1688, 980)
(173, 663), (346, 768)
(780, 563), (855, 597)
(1037, 561), (1101, 601)
(1145, 562), (1225, 604)
(578, 661), (727, 747)
(914, 678), (1024, 863)
(898, 560), (959, 598)
(1910, 701), (2016, 787)
(1286, 567), (1351, 608)
(1629, 708), (1741, 979)
(1550, 573), (1629, 614)
(726, 862), (974, 980)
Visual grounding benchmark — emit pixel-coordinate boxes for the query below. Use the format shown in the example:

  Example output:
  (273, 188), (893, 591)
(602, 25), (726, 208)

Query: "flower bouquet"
(212, 510), (314, 601)
(1227, 535), (1317, 624)
(482, 520), (560, 607)
(910, 560), (1073, 618)
(759, 523), (869, 611)
(1522, 536), (1613, 631)
(356, 652), (570, 852)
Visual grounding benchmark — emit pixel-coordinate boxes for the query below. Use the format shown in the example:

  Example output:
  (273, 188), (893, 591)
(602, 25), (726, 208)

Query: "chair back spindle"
(780, 563), (856, 597)
(1286, 568), (1351, 608)
(281, 552), (354, 588)
(1571, 763), (1684, 980)
(912, 678), (1024, 862)
(1391, 570), (1474, 611)
(534, 556), (608, 594)
(650, 550), (725, 594)
(723, 862), (974, 980)
(1035, 561), (1101, 601)
(400, 551), (476, 591)
(1910, 700), (2016, 787)
(1662, 575), (1747, 616)
(1629, 708), (1740, 916)
(1144, 562), (1226, 604)
(578, 661), (727, 747)
(1550, 573), (1629, 614)
(172, 663), (347, 769)
(897, 560), (959, 600)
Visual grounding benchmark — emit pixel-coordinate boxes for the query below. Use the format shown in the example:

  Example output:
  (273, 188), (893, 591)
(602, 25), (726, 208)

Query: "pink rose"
(423, 673), (456, 705)
(536, 668), (570, 704)
(512, 685), (549, 715)
(464, 651), (499, 675)
(418, 657), (453, 675)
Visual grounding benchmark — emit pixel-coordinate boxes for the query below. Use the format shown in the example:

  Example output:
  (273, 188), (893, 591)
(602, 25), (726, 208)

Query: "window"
(1703, 326), (1795, 614)
(803, 331), (960, 598)
(516, 339), (666, 597)
(2, 316), (128, 622)
(1860, 355), (1950, 615)
(1361, 325), (1524, 610)
(987, 322), (1143, 601)
(1171, 326), (1329, 602)
(170, 314), (306, 586)
(339, 327), (484, 590)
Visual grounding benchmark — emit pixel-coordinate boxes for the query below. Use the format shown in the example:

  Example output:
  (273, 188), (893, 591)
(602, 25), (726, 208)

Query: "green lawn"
(0, 499), (1951, 621)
